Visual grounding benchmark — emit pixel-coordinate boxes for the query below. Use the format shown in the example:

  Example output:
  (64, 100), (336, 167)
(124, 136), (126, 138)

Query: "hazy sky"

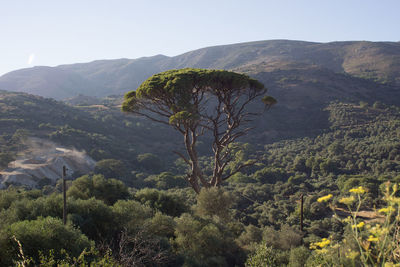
(1, 0), (399, 75)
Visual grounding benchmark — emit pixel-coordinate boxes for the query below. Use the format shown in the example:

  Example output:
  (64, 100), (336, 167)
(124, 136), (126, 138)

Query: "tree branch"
(222, 160), (257, 181)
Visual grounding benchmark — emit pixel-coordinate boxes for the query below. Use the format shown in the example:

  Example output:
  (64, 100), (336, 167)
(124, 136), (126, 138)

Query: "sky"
(1, 0), (399, 76)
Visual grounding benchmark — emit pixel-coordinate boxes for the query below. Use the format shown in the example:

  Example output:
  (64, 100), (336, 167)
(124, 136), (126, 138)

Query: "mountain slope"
(1, 40), (400, 150)
(1, 40), (399, 99)
(0, 90), (180, 169)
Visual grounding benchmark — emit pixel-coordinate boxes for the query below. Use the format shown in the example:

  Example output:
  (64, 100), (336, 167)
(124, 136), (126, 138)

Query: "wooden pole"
(300, 194), (304, 231)
(62, 165), (67, 225)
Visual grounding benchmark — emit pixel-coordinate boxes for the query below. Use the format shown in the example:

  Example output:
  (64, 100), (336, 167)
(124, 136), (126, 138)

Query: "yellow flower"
(317, 194), (333, 203)
(310, 239), (331, 250)
(313, 238), (331, 248)
(343, 216), (352, 223)
(367, 235), (379, 242)
(378, 206), (394, 214)
(349, 186), (366, 194)
(339, 196), (355, 205)
(352, 221), (365, 229)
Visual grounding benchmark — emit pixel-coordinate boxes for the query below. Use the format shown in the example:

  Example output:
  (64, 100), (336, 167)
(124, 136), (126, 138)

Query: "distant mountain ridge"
(1, 40), (400, 99)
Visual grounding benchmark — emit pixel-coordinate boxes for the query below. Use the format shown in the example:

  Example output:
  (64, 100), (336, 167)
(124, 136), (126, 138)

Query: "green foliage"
(245, 242), (288, 267)
(195, 187), (234, 222)
(68, 197), (116, 241)
(123, 68), (265, 115)
(122, 68), (274, 192)
(0, 216), (92, 265)
(135, 188), (188, 217)
(137, 153), (163, 173)
(1, 92), (400, 266)
(94, 158), (127, 179)
(262, 95), (278, 107)
(226, 142), (258, 175)
(145, 212), (176, 238)
(229, 172), (256, 184)
(169, 110), (199, 125)
(288, 246), (310, 267)
(36, 247), (119, 267)
(263, 225), (303, 251)
(253, 167), (287, 183)
(144, 172), (187, 189)
(67, 174), (130, 205)
(236, 224), (263, 251)
(0, 187), (25, 211)
(308, 183), (400, 266)
(0, 193), (63, 228)
(112, 199), (153, 233)
(174, 213), (244, 267)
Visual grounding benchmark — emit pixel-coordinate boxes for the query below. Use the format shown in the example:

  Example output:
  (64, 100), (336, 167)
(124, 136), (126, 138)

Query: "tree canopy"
(122, 68), (276, 193)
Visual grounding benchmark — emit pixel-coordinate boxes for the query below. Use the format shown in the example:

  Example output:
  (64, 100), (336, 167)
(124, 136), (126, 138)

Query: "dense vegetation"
(1, 91), (400, 265)
(1, 39), (400, 265)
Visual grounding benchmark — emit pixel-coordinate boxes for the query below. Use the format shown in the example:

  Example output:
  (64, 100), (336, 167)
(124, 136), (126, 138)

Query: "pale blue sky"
(0, 0), (399, 75)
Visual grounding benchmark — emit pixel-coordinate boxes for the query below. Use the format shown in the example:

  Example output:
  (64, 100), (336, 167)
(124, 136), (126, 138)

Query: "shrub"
(0, 216), (92, 266)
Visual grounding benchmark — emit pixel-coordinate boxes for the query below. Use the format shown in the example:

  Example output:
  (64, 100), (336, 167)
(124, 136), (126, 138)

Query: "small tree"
(122, 68), (276, 193)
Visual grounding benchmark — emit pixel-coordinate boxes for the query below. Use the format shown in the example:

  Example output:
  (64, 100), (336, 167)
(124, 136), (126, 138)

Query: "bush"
(135, 188), (188, 217)
(245, 242), (288, 267)
(288, 246), (310, 267)
(144, 172), (187, 189)
(137, 153), (163, 172)
(68, 198), (116, 241)
(263, 225), (303, 251)
(67, 174), (130, 205)
(194, 187), (234, 222)
(0, 216), (92, 266)
(174, 213), (244, 267)
(94, 158), (127, 179)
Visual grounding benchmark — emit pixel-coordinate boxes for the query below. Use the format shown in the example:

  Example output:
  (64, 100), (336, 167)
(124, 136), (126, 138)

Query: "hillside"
(1, 40), (399, 100)
(1, 97), (400, 265)
(1, 41), (400, 266)
(0, 90), (181, 184)
(2, 40), (400, 187)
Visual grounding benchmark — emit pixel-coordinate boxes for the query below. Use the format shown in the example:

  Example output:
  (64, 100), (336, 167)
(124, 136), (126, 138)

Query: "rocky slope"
(0, 140), (95, 188)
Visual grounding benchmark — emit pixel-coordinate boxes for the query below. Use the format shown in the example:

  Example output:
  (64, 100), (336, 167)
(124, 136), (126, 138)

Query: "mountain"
(2, 38), (400, 187)
(1, 40), (400, 100)
(0, 67), (107, 99)
(1, 40), (400, 147)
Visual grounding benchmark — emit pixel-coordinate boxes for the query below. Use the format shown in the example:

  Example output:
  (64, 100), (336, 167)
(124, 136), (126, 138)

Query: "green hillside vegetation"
(1, 39), (400, 265)
(1, 97), (400, 265)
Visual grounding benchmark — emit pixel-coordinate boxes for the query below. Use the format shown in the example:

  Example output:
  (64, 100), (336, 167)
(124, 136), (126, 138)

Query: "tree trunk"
(188, 175), (201, 194)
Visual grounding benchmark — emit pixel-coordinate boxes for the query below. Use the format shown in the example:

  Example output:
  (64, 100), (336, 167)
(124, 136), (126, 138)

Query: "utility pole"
(300, 194), (304, 232)
(62, 165), (67, 225)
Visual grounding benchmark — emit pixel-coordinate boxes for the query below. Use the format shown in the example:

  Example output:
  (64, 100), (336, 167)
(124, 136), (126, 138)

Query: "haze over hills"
(0, 40), (400, 100)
